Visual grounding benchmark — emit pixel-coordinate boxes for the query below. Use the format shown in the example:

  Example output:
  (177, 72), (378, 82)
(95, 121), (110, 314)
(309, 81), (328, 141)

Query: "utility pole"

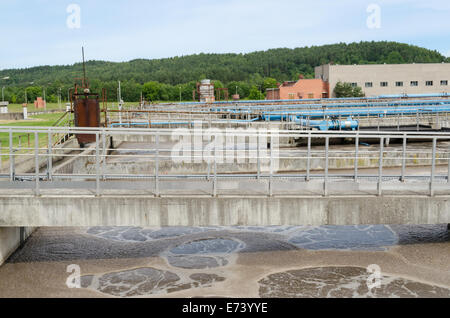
(179, 86), (182, 102)
(1, 76), (9, 102)
(118, 81), (122, 103)
(43, 87), (46, 110)
(58, 88), (62, 110)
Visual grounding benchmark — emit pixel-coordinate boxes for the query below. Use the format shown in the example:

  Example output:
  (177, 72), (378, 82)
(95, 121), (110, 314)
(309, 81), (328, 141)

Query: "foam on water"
(1, 224), (448, 298)
(81, 268), (226, 297)
(258, 267), (450, 298)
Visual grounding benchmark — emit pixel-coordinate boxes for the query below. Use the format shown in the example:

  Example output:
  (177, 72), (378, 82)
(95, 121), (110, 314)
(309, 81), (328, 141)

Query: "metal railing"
(1, 126), (450, 198)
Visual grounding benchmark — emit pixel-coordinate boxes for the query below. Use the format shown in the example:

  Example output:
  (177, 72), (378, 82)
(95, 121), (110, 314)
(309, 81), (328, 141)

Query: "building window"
(288, 93), (295, 99)
(410, 81), (418, 87)
(365, 82), (373, 88)
(380, 82), (388, 87)
(308, 93), (314, 99)
(426, 81), (433, 86)
(441, 80), (448, 86)
(396, 81), (403, 87)
(351, 83), (357, 88)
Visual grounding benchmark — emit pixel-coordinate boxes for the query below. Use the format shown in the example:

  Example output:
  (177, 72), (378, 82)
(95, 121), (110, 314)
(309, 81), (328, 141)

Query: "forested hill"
(2, 41), (448, 87)
(1, 41), (449, 103)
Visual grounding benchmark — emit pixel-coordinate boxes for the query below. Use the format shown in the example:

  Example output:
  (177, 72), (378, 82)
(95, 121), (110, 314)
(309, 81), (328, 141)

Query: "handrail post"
(306, 132), (311, 181)
(430, 137), (437, 197)
(324, 136), (329, 196)
(213, 144), (217, 197)
(257, 134), (260, 180)
(378, 137), (384, 196)
(102, 131), (106, 181)
(34, 132), (40, 196)
(47, 129), (53, 181)
(9, 128), (14, 181)
(155, 132), (160, 197)
(416, 110), (419, 131)
(269, 132), (273, 197)
(447, 141), (450, 184)
(95, 132), (100, 197)
(354, 133), (359, 182)
(401, 134), (406, 182)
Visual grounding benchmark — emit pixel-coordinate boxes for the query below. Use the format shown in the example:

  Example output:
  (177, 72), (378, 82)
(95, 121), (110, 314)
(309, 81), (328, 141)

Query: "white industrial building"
(315, 63), (450, 97)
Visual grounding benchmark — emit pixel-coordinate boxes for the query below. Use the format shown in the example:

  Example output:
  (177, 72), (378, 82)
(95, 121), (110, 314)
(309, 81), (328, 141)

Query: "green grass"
(0, 112), (68, 161)
(6, 103), (64, 113)
(6, 101), (143, 113)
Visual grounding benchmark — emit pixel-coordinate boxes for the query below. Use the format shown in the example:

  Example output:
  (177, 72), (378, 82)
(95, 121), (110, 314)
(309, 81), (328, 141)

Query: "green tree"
(248, 86), (263, 100)
(386, 51), (405, 64)
(263, 77), (278, 91)
(142, 81), (161, 101)
(334, 82), (365, 98)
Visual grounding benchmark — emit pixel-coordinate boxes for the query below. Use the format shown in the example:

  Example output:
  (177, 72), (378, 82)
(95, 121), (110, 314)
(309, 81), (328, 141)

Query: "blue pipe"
(260, 114), (358, 131)
(176, 93), (449, 106)
(109, 116), (261, 128)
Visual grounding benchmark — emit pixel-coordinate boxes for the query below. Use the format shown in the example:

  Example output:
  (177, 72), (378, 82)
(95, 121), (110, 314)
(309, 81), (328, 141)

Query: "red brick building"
(266, 76), (330, 100)
(34, 97), (46, 109)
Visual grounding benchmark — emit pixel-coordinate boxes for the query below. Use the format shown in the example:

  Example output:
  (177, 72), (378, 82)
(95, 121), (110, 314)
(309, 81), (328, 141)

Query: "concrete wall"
(0, 227), (35, 266)
(0, 196), (448, 227)
(315, 63), (450, 97)
(80, 142), (450, 175)
(0, 113), (24, 121)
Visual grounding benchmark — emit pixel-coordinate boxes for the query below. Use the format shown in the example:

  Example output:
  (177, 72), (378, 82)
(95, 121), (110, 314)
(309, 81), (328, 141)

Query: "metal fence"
(0, 126), (450, 198)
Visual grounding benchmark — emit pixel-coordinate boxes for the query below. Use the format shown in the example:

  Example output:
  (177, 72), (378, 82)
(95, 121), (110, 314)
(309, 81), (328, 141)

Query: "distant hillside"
(1, 41), (448, 103)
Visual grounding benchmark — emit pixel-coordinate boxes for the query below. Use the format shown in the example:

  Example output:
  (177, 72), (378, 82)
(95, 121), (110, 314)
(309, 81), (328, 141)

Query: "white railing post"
(34, 132), (40, 196)
(269, 132), (273, 197)
(213, 144), (217, 197)
(354, 133), (359, 182)
(155, 132), (160, 197)
(324, 136), (329, 196)
(47, 129), (53, 181)
(378, 137), (384, 196)
(9, 128), (14, 181)
(95, 132), (100, 197)
(257, 135), (260, 180)
(306, 132), (311, 181)
(430, 137), (437, 197)
(102, 131), (106, 181)
(401, 134), (406, 182)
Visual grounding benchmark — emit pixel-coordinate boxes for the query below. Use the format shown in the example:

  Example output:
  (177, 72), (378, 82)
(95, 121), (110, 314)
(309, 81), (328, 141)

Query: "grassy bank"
(0, 112), (68, 164)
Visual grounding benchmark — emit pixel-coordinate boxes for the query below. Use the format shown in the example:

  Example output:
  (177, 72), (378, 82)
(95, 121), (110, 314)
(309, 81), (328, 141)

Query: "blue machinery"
(111, 96), (450, 131)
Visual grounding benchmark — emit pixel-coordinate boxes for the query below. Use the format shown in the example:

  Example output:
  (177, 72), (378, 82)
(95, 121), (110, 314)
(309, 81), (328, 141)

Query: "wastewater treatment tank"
(73, 88), (101, 146)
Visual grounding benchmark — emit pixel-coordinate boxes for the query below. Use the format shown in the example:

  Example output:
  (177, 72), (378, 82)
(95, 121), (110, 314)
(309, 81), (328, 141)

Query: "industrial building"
(266, 63), (450, 100)
(315, 63), (450, 97)
(266, 76), (329, 100)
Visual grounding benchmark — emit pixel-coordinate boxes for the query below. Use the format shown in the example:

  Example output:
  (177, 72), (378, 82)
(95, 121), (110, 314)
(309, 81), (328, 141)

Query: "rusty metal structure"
(216, 87), (229, 101)
(193, 79), (215, 103)
(70, 47), (106, 147)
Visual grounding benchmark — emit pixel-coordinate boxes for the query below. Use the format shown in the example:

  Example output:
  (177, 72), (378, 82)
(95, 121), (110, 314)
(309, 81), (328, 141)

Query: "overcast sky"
(1, 0), (450, 70)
